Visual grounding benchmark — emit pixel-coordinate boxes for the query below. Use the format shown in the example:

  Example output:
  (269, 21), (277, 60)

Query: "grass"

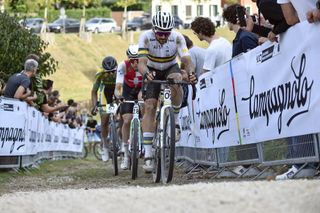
(46, 28), (235, 102)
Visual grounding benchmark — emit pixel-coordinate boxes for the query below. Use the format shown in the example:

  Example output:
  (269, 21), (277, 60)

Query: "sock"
(143, 132), (154, 158)
(173, 106), (180, 125)
(123, 143), (129, 158)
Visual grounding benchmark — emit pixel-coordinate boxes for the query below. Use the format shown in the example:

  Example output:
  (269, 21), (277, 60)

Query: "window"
(246, 6), (251, 15)
(171, 5), (178, 16)
(156, 5), (161, 13)
(209, 5), (218, 17)
(186, 5), (192, 17)
(197, 5), (203, 16)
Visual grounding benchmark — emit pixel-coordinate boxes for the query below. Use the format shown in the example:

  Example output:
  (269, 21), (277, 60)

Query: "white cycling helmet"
(152, 11), (174, 31)
(126, 44), (139, 58)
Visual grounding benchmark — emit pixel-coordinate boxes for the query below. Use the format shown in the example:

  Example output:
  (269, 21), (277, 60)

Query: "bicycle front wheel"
(161, 107), (175, 184)
(93, 142), (102, 161)
(110, 122), (118, 176)
(131, 119), (139, 180)
(152, 118), (161, 183)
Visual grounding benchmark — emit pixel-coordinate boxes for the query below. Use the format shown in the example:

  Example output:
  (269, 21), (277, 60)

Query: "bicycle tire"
(131, 119), (139, 180)
(110, 122), (119, 176)
(82, 145), (88, 159)
(93, 142), (102, 161)
(152, 116), (161, 183)
(161, 107), (175, 184)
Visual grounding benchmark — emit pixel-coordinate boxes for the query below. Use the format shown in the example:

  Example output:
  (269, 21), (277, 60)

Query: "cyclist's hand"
(91, 106), (97, 116)
(145, 71), (155, 81)
(188, 73), (198, 85)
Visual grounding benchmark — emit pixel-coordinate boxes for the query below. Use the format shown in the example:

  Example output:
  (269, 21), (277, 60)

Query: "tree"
(0, 12), (58, 86)
(115, 0), (138, 38)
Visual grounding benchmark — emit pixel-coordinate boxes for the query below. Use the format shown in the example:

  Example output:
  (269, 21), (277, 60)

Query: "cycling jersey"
(116, 60), (142, 88)
(92, 69), (116, 106)
(138, 30), (189, 71)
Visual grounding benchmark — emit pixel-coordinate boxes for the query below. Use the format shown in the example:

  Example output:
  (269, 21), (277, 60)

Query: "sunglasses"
(154, 30), (171, 37)
(129, 58), (139, 64)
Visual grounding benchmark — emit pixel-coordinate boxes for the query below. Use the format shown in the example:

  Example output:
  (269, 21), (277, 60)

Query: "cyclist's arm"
(115, 62), (125, 98)
(138, 33), (150, 76)
(91, 79), (100, 108)
(177, 32), (195, 75)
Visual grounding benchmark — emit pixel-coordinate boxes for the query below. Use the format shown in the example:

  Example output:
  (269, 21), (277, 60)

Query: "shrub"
(0, 12), (58, 85)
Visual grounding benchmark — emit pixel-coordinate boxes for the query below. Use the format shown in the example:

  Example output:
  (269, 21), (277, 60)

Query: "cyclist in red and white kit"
(114, 44), (143, 170)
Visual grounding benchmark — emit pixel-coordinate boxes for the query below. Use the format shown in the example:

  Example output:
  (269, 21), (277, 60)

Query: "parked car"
(127, 17), (152, 31)
(85, 18), (118, 33)
(48, 18), (80, 33)
(20, 18), (45, 33)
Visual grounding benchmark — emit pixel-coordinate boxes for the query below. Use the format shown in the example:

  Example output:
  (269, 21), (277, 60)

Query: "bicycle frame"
(123, 100), (144, 154)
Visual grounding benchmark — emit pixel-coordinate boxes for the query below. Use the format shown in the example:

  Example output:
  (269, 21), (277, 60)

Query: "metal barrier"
(176, 133), (320, 179)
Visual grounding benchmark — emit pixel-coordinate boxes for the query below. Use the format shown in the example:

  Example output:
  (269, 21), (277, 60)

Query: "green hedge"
(13, 7), (112, 22)
(43, 7), (111, 22)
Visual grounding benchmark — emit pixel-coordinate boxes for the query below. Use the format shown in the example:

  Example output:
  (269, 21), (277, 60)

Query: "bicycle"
(105, 102), (120, 176)
(82, 129), (102, 160)
(121, 99), (144, 180)
(92, 102), (120, 176)
(144, 78), (194, 184)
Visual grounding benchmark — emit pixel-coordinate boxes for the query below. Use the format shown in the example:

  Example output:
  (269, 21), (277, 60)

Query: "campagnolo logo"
(0, 127), (25, 154)
(242, 53), (313, 134)
(199, 89), (230, 143)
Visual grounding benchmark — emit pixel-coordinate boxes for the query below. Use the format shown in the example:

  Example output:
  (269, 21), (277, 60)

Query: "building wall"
(151, 0), (258, 24)
(152, 0), (223, 23)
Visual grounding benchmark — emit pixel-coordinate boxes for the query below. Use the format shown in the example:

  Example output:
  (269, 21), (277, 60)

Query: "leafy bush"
(43, 7), (112, 22)
(0, 12), (58, 85)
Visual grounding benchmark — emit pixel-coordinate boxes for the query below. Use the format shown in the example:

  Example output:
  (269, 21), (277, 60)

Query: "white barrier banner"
(25, 106), (39, 155)
(177, 21), (320, 148)
(236, 21), (320, 143)
(0, 97), (84, 155)
(0, 98), (27, 155)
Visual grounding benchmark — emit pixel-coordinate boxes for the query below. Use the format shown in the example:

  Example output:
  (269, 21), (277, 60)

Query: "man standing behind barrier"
(246, 0), (291, 43)
(4, 59), (38, 104)
(191, 17), (232, 74)
(182, 35), (206, 78)
(277, 0), (317, 24)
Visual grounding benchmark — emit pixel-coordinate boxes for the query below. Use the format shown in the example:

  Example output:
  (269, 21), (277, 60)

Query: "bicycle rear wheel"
(161, 107), (175, 184)
(110, 122), (118, 176)
(131, 119), (139, 180)
(93, 142), (102, 161)
(152, 118), (161, 183)
(82, 145), (88, 159)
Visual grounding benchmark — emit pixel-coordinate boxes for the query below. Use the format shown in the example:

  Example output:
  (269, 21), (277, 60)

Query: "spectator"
(307, 0), (320, 23)
(277, 0), (317, 24)
(223, 4), (259, 175)
(182, 34), (206, 78)
(191, 17), (232, 74)
(246, 0), (291, 42)
(3, 59), (38, 104)
(223, 4), (259, 57)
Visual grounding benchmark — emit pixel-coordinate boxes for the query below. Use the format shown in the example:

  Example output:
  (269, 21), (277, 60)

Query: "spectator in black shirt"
(4, 59), (38, 104)
(246, 0), (291, 42)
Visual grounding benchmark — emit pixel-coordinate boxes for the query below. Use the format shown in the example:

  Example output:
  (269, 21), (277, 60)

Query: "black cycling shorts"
(120, 83), (141, 115)
(144, 63), (181, 100)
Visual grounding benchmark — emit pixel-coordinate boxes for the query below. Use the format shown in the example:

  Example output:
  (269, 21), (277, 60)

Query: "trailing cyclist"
(138, 11), (197, 172)
(91, 56), (118, 162)
(114, 44), (143, 170)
